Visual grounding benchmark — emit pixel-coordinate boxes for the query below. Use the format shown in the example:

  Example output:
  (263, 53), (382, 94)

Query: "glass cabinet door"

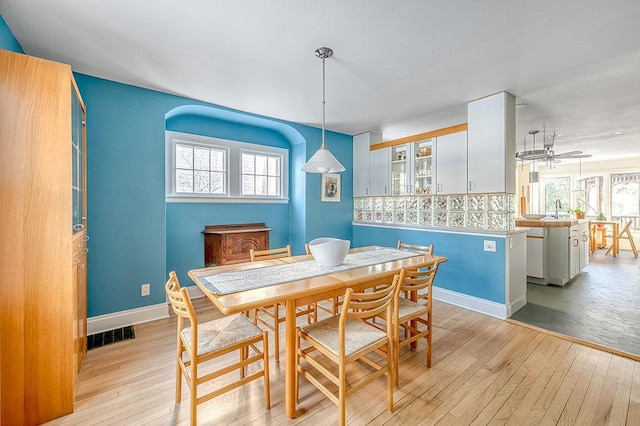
(413, 139), (433, 194)
(72, 87), (86, 234)
(391, 145), (408, 195)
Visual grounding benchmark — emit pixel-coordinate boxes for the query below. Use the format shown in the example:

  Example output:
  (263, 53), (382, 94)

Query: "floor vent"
(87, 326), (135, 350)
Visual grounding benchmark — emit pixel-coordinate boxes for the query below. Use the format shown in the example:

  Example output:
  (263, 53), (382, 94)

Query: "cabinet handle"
(437, 183), (443, 192)
(366, 187), (369, 195)
(384, 186), (387, 195)
(468, 181), (474, 191)
(73, 223), (84, 231)
(573, 239), (579, 247)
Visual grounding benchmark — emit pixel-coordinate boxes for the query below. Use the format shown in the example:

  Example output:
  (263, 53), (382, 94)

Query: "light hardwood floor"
(46, 297), (640, 425)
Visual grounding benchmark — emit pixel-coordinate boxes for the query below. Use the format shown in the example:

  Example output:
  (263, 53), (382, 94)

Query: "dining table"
(589, 220), (620, 256)
(188, 245), (447, 418)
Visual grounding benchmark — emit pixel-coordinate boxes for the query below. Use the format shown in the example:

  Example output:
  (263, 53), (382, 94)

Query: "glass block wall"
(354, 193), (516, 231)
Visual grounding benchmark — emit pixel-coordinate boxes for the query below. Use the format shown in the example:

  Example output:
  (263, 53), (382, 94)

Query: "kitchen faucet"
(554, 199), (562, 219)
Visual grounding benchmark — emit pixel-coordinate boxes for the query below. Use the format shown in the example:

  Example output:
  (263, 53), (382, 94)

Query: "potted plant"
(596, 212), (607, 226)
(567, 207), (586, 219)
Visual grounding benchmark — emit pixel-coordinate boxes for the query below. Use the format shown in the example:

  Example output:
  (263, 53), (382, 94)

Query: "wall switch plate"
(484, 240), (497, 252)
(141, 283), (150, 296)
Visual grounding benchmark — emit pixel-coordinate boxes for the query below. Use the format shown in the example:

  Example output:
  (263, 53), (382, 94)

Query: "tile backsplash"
(354, 193), (515, 231)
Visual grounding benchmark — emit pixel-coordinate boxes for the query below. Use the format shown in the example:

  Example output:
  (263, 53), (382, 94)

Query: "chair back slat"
(250, 245), (292, 262)
(165, 272), (197, 324)
(397, 240), (434, 255)
(400, 261), (439, 293)
(341, 271), (404, 321)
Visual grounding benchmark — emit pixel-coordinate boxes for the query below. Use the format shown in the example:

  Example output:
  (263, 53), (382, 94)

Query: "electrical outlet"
(141, 283), (150, 296)
(483, 240), (497, 252)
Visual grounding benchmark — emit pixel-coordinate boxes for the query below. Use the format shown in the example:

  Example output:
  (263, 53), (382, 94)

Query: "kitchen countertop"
(515, 218), (589, 227)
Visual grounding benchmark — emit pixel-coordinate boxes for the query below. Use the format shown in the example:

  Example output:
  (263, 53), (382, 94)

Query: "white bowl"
(308, 238), (351, 267)
(522, 214), (546, 220)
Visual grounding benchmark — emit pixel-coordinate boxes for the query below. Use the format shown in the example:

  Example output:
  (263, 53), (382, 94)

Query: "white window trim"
(166, 131), (289, 203)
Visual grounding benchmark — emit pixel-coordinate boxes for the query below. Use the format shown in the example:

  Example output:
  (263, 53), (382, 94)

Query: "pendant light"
(301, 47), (346, 174)
(528, 130), (539, 183)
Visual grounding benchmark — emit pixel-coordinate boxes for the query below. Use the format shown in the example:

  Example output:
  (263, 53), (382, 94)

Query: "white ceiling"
(2, 0), (639, 163)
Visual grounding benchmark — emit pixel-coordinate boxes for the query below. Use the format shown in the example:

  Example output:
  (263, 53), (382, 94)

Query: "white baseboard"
(506, 294), (527, 317)
(88, 285), (512, 335)
(433, 286), (508, 320)
(87, 303), (170, 335)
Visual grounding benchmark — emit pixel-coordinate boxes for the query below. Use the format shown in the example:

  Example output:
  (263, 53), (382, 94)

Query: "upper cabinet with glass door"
(391, 145), (409, 195)
(413, 139), (433, 194)
(71, 86), (86, 234)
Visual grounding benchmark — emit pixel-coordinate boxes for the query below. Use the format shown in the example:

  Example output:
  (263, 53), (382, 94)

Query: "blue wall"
(165, 114), (293, 285)
(73, 73), (353, 317)
(353, 225), (506, 303)
(0, 14), (23, 52)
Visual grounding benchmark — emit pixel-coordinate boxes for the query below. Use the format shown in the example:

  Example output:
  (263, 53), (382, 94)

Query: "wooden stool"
(594, 226), (607, 248)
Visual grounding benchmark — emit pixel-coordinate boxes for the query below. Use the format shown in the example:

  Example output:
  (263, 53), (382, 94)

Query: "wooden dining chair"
(250, 245), (316, 362)
(296, 274), (402, 426)
(305, 243), (342, 316)
(165, 271), (270, 426)
(377, 261), (439, 386)
(397, 240), (434, 254)
(606, 220), (638, 258)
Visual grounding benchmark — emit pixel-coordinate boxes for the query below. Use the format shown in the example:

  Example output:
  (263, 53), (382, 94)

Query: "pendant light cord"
(321, 55), (326, 149)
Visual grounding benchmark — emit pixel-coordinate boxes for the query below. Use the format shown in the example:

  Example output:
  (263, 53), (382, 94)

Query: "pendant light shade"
(301, 145), (345, 173)
(301, 47), (346, 174)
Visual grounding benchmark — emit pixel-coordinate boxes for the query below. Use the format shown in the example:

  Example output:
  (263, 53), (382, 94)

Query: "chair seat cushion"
(182, 313), (263, 356)
(300, 316), (387, 357)
(397, 297), (429, 320)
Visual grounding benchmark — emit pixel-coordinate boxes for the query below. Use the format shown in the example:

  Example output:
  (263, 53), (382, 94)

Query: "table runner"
(201, 247), (417, 295)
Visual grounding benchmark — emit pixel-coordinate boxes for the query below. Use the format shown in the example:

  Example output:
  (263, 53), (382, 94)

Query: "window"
(611, 173), (639, 225)
(576, 175), (603, 216)
(175, 143), (226, 194)
(166, 131), (289, 203)
(241, 153), (281, 197)
(544, 177), (570, 216)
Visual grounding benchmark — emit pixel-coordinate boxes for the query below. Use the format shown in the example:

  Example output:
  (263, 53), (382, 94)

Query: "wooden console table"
(203, 223), (271, 266)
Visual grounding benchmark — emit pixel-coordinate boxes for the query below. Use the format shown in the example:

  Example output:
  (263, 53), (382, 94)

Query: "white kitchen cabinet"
(467, 91), (516, 193)
(390, 139), (434, 195)
(579, 221), (590, 271)
(434, 131), (467, 194)
(353, 132), (382, 196)
(526, 227), (547, 278)
(413, 139), (434, 195)
(547, 225), (580, 286)
(391, 144), (410, 195)
(369, 145), (390, 196)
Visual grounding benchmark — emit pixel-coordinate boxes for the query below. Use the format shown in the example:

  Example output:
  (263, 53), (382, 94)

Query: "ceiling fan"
(516, 127), (591, 165)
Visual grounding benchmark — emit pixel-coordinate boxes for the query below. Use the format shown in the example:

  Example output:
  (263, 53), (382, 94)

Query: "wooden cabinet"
(467, 91), (516, 193)
(203, 223), (271, 266)
(434, 131), (468, 194)
(0, 49), (86, 425)
(73, 231), (88, 373)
